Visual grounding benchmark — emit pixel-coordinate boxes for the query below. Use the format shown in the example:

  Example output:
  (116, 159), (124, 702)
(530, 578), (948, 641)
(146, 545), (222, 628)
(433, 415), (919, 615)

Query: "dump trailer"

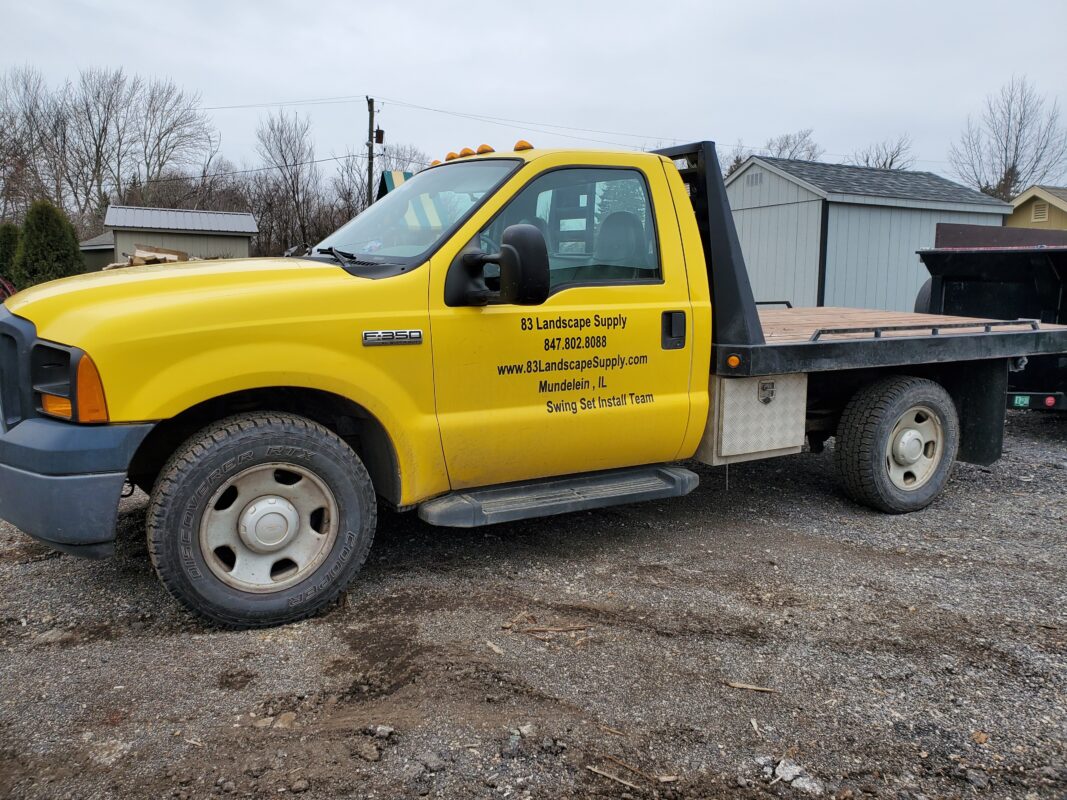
(916, 223), (1067, 410)
(2, 141), (1065, 627)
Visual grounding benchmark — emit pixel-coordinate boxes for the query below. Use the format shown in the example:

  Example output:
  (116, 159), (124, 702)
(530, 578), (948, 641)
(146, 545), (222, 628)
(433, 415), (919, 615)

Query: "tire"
(913, 278), (933, 313)
(147, 412), (376, 628)
(834, 376), (960, 514)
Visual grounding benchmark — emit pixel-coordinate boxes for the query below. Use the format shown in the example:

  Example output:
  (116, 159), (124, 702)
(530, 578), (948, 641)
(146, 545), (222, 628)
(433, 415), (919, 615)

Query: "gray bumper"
(0, 465), (127, 557)
(0, 419), (154, 558)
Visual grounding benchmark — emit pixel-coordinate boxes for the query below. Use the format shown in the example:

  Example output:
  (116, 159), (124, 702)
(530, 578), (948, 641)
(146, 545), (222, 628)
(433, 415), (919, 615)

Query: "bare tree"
(722, 140), (752, 177)
(134, 78), (213, 202)
(949, 76), (1067, 201)
(331, 142), (429, 221)
(255, 111), (323, 250)
(763, 128), (824, 161)
(64, 68), (142, 224)
(0, 67), (70, 217)
(850, 134), (915, 170)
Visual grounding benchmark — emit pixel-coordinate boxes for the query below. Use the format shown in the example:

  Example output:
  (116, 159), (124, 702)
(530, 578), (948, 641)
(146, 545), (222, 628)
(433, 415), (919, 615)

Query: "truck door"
(429, 158), (695, 489)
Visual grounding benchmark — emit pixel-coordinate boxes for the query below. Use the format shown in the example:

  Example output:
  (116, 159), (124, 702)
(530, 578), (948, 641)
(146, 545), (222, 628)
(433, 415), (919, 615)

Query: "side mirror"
(495, 224), (550, 305)
(450, 223), (550, 307)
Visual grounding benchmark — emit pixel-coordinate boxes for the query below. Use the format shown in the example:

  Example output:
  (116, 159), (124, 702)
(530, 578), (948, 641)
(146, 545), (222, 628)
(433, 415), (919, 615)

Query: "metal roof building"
(725, 157), (1010, 311)
(80, 206), (258, 267)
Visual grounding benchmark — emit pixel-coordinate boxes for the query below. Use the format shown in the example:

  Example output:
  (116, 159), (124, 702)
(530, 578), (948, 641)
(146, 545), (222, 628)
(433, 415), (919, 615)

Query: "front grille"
(0, 308), (37, 432)
(0, 332), (16, 431)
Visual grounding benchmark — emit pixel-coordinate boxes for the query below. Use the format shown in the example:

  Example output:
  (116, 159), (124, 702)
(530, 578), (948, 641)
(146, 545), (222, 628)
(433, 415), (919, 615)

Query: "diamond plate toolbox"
(696, 373), (807, 465)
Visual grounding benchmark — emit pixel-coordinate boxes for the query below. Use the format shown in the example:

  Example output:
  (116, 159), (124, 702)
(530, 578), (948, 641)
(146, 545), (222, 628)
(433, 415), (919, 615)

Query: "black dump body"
(918, 224), (1067, 407)
(653, 143), (1067, 381)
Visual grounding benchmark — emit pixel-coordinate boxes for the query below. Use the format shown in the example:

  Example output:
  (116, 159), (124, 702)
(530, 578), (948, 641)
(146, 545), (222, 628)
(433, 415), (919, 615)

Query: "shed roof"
(104, 205), (258, 234)
(79, 230), (115, 251)
(1011, 184), (1067, 211)
(731, 157), (1010, 211)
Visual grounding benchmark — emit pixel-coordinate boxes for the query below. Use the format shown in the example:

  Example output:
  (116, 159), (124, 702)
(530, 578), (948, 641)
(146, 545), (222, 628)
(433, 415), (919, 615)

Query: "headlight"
(31, 343), (109, 423)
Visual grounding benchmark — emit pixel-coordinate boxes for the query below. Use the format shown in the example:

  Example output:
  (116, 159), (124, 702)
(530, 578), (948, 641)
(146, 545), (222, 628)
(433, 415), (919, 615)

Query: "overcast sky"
(6, 0), (1067, 177)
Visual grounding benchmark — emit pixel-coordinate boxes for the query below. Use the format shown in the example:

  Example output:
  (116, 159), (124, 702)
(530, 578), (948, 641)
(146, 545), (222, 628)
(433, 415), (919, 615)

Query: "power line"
(198, 90), (952, 167)
(136, 153), (359, 186)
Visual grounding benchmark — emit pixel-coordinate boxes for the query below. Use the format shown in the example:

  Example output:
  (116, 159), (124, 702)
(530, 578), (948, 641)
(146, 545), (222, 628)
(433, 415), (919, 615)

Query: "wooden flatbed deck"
(713, 306), (1067, 376)
(757, 307), (1057, 344)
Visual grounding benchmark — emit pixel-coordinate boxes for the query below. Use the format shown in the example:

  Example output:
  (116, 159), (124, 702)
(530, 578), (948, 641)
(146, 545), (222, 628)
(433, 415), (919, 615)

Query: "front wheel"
(834, 376), (960, 513)
(147, 412), (376, 628)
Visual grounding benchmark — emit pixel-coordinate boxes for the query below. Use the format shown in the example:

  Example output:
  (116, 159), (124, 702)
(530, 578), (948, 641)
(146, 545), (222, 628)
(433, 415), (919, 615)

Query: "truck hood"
(4, 257), (378, 344)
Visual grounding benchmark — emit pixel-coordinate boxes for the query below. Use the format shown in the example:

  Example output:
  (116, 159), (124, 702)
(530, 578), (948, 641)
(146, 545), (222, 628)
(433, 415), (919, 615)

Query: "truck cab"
(1, 141), (1064, 628)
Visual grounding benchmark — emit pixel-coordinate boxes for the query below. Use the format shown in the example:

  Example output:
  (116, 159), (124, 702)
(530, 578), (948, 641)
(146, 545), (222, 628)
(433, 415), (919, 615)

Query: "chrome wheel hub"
(884, 405), (944, 491)
(238, 496), (300, 553)
(199, 463), (339, 593)
(891, 429), (924, 466)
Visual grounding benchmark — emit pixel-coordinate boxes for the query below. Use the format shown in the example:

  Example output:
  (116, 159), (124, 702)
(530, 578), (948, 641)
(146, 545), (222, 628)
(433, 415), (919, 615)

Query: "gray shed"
(89, 206), (258, 265)
(725, 158), (1010, 311)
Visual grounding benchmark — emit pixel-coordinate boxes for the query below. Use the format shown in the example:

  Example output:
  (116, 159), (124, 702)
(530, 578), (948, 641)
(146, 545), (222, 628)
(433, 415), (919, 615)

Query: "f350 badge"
(362, 329), (423, 346)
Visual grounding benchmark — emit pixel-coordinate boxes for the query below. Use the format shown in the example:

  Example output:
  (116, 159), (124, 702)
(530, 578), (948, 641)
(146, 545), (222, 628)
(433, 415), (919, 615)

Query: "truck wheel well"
(807, 359), (1008, 466)
(128, 388), (401, 505)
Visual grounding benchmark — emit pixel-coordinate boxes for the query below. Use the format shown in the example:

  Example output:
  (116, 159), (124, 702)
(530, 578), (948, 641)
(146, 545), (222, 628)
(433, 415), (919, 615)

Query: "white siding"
(727, 166), (823, 306)
(822, 205), (1003, 311)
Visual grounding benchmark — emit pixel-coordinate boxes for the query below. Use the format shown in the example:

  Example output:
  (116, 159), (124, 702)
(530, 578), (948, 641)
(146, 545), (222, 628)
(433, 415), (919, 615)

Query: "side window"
(479, 168), (661, 290)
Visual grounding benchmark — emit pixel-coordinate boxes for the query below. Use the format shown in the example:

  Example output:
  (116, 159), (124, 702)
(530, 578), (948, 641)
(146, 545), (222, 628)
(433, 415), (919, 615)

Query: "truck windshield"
(313, 159), (520, 267)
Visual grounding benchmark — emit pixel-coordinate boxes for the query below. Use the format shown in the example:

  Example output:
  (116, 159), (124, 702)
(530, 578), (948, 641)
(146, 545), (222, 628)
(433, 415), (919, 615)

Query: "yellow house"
(1007, 185), (1067, 230)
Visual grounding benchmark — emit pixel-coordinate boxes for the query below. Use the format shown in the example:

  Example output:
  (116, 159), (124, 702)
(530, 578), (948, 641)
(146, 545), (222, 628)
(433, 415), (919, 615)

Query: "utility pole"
(366, 96), (375, 208)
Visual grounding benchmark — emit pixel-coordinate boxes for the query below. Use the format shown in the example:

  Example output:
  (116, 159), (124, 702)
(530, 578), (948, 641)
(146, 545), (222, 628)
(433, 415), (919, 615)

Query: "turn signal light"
(476, 144), (495, 154)
(514, 139), (534, 151)
(76, 354), (109, 423)
(445, 152), (459, 161)
(459, 147), (475, 157)
(41, 393), (73, 419)
(726, 354), (742, 368)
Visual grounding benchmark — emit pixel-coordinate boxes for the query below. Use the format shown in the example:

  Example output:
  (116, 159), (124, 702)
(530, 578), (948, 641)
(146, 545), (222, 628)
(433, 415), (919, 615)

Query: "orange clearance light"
(76, 354), (109, 423)
(459, 147), (475, 157)
(445, 152), (459, 161)
(514, 139), (533, 151)
(476, 144), (495, 154)
(430, 159), (442, 166)
(726, 354), (742, 369)
(41, 393), (73, 419)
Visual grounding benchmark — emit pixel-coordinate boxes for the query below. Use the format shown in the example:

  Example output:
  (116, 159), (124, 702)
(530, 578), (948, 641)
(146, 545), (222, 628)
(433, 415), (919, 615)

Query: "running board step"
(417, 465), (699, 528)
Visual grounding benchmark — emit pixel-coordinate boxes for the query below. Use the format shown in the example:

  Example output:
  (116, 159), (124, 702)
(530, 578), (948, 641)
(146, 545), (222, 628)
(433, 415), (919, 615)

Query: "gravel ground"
(0, 411), (1064, 800)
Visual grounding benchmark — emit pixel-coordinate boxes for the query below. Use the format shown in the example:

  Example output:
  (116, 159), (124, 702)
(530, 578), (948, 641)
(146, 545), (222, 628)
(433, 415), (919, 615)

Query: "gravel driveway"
(0, 411), (1064, 799)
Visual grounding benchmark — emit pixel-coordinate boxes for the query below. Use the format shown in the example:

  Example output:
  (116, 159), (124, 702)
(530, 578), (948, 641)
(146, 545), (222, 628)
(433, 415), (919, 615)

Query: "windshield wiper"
(315, 246), (359, 265)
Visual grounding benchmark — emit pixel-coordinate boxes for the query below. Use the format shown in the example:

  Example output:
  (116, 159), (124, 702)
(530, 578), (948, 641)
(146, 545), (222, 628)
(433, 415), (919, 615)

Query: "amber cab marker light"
(41, 394), (73, 419)
(76, 354), (109, 423)
(476, 144), (495, 154)
(726, 354), (742, 369)
(445, 152), (459, 161)
(430, 159), (442, 166)
(514, 139), (534, 151)
(459, 147), (475, 157)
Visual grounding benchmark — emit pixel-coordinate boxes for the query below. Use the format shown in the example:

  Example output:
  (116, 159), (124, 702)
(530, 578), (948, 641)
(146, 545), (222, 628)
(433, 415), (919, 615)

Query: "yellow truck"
(1, 141), (1065, 627)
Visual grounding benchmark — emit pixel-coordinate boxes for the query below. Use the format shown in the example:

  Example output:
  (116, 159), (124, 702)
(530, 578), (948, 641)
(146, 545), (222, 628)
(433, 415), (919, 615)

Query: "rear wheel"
(834, 376), (959, 513)
(147, 412), (376, 628)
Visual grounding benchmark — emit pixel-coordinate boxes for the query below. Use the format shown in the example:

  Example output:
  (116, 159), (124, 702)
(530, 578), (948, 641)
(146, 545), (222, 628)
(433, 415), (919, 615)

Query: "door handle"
(661, 311), (686, 350)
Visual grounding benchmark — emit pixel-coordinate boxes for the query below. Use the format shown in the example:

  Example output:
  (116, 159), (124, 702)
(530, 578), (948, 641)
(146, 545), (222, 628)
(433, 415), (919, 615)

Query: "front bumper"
(0, 418), (154, 557)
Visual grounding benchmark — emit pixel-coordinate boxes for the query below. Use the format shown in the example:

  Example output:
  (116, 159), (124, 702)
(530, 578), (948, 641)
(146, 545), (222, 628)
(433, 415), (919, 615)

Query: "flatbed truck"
(1, 141), (1064, 627)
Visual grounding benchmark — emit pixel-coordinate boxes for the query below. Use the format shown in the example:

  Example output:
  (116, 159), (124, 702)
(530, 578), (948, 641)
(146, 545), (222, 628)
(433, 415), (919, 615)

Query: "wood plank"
(757, 306), (1059, 345)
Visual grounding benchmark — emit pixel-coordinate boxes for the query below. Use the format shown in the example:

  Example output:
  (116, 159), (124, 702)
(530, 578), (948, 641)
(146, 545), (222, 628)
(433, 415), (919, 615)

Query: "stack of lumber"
(104, 244), (189, 270)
